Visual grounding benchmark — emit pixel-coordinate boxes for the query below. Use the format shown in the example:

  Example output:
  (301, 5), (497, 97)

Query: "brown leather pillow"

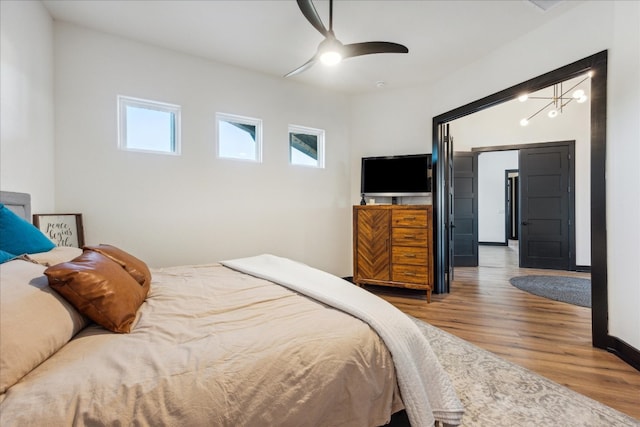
(83, 244), (151, 292)
(45, 251), (147, 333)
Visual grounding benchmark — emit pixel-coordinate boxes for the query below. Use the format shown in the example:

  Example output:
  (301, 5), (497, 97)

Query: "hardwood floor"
(366, 243), (640, 420)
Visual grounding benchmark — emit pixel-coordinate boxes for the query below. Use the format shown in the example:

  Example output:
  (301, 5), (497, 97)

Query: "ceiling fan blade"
(284, 55), (318, 77)
(296, 0), (328, 37)
(342, 42), (409, 59)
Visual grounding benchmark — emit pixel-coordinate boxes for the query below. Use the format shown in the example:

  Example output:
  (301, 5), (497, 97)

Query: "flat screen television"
(361, 154), (432, 197)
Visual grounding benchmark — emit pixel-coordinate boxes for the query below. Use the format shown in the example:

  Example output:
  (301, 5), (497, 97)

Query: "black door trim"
(431, 50), (609, 351)
(505, 168), (518, 244)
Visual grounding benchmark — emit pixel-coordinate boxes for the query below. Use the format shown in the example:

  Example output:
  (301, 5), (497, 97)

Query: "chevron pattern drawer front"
(353, 205), (433, 302)
(355, 208), (390, 281)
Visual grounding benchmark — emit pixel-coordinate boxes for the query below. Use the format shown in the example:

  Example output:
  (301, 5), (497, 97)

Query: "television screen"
(361, 154), (432, 196)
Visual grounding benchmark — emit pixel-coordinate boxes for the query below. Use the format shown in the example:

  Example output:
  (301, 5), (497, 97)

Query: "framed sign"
(33, 214), (85, 248)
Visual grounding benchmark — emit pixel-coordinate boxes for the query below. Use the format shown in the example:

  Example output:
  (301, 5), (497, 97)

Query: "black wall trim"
(607, 337), (640, 372)
(575, 265), (592, 273)
(479, 242), (507, 246)
(589, 52), (609, 349)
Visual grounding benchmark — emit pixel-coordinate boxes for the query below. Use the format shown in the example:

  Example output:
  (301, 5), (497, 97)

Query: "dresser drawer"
(392, 227), (428, 246)
(392, 209), (427, 227)
(392, 264), (428, 285)
(392, 246), (427, 265)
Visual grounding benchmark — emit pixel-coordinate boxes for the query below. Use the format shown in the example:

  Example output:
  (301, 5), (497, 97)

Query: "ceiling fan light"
(520, 118), (529, 126)
(577, 95), (588, 103)
(518, 94), (529, 102)
(320, 50), (342, 66)
(548, 109), (558, 118)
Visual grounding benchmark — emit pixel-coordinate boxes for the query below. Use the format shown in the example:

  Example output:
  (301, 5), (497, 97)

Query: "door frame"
(431, 51), (609, 350)
(505, 168), (519, 243)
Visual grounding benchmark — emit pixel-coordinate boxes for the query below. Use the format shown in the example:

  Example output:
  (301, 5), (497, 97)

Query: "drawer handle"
(404, 235), (416, 239)
(404, 272), (416, 276)
(405, 254), (417, 258)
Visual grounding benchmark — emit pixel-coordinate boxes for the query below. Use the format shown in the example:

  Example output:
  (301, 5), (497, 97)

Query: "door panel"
(433, 123), (450, 294)
(446, 127), (455, 280)
(453, 152), (478, 267)
(519, 145), (574, 270)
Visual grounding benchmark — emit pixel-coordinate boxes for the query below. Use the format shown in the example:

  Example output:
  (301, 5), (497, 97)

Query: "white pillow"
(0, 259), (87, 393)
(27, 246), (83, 266)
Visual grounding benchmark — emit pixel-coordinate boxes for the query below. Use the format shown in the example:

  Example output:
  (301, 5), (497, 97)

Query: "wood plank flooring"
(366, 243), (640, 420)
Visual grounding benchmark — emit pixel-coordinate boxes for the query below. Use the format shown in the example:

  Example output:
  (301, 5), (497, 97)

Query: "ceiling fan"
(285, 0), (409, 77)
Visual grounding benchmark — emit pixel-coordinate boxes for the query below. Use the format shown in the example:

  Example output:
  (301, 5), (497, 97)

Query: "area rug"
(509, 275), (591, 307)
(411, 317), (638, 426)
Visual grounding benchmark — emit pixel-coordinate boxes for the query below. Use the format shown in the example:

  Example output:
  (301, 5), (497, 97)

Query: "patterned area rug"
(509, 275), (591, 307)
(411, 317), (638, 426)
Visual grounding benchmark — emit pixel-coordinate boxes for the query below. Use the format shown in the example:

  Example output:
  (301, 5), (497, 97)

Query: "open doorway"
(466, 141), (579, 271)
(432, 51), (608, 349)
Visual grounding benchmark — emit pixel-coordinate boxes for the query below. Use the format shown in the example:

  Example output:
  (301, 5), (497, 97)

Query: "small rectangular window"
(289, 125), (325, 168)
(217, 113), (262, 162)
(118, 95), (181, 155)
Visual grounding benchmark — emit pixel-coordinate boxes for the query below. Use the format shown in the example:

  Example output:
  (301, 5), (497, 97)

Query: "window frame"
(117, 95), (181, 155)
(216, 112), (263, 163)
(288, 124), (325, 168)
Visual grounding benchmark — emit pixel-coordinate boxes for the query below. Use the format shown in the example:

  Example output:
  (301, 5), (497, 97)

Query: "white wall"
(607, 1), (640, 352)
(0, 0), (55, 214)
(53, 23), (352, 275)
(351, 1), (640, 349)
(450, 79), (591, 265)
(477, 151), (519, 243)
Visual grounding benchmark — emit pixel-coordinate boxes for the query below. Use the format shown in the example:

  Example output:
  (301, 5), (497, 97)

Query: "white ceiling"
(42, 0), (583, 94)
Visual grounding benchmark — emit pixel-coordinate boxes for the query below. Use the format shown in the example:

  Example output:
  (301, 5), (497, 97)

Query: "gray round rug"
(509, 275), (591, 308)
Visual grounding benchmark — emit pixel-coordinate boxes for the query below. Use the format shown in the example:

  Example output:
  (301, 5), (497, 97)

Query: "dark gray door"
(519, 144), (575, 270)
(505, 170), (519, 241)
(453, 152), (478, 266)
(443, 124), (455, 284)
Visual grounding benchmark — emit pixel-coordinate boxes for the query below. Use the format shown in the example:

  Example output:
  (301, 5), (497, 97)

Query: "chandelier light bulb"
(521, 77), (590, 125)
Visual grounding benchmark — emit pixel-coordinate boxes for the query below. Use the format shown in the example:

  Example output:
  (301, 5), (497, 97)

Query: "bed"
(0, 191), (463, 427)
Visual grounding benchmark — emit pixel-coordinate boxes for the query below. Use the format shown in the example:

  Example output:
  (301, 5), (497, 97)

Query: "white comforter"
(222, 254), (465, 427)
(2, 261), (402, 426)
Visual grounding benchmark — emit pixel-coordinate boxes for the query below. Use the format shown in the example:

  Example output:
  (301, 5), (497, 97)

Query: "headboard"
(0, 191), (31, 222)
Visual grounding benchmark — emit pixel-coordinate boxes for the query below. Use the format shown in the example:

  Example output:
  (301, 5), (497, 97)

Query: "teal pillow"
(0, 249), (16, 264)
(0, 204), (55, 255)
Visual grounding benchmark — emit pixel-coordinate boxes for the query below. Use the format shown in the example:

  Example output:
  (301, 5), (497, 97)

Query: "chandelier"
(519, 73), (591, 126)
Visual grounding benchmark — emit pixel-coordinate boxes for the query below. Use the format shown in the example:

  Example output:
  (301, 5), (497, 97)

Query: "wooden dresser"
(353, 205), (433, 302)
